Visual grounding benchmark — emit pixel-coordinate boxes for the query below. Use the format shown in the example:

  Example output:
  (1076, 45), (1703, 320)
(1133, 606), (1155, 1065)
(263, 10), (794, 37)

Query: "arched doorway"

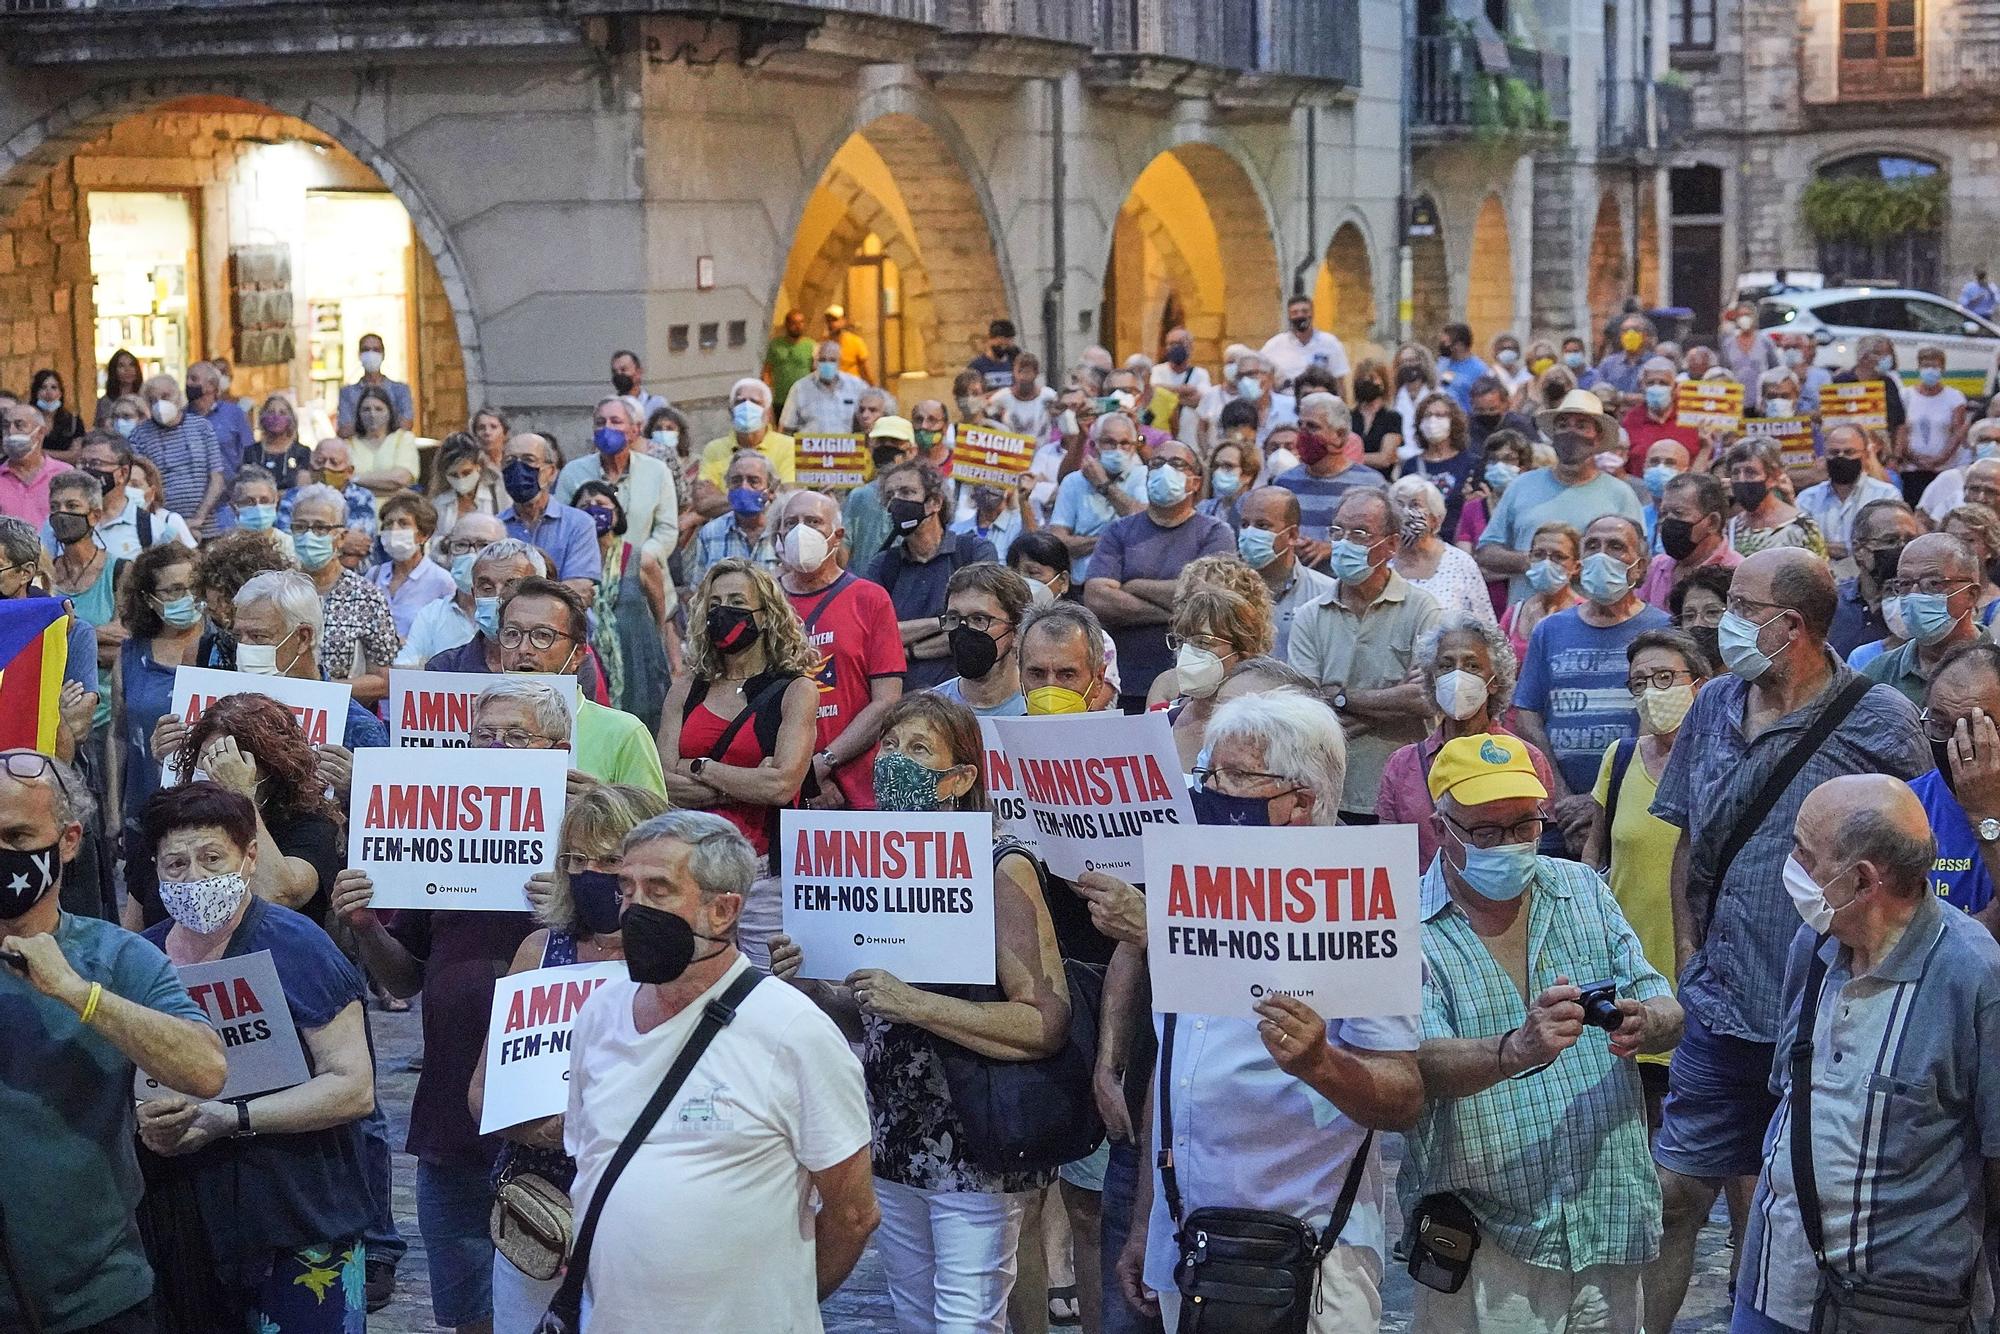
(1466, 195), (1515, 348)
(1586, 193), (1628, 345)
(1410, 195), (1451, 342)
(776, 113), (1013, 405)
(1099, 143), (1282, 368)
(0, 89), (475, 438)
(1314, 222), (1378, 361)
(1805, 152), (1945, 292)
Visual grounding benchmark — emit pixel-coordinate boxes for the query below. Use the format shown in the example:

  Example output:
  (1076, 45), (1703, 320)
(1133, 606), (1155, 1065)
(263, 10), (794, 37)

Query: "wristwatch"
(1331, 688), (1349, 712)
(1977, 817), (2000, 844)
(233, 1102), (254, 1138)
(689, 757), (710, 777)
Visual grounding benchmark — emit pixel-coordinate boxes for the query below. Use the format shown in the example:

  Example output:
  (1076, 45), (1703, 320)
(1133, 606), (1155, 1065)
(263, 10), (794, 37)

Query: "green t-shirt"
(576, 697), (667, 796)
(0, 911), (207, 1331)
(764, 334), (816, 422)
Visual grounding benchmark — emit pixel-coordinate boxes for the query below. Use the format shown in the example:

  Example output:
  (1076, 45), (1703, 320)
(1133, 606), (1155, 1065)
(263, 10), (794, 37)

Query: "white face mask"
(1433, 669), (1488, 722)
(1420, 416), (1452, 445)
(448, 471), (481, 496)
(1264, 447), (1299, 477)
(1636, 682), (1696, 735)
(1782, 854), (1853, 935)
(1175, 644), (1227, 699)
(1765, 397), (1796, 419)
(150, 399), (181, 428)
(359, 349), (385, 375)
(1028, 577), (1058, 608)
(158, 870), (249, 934)
(780, 523), (830, 573)
(381, 530), (420, 562)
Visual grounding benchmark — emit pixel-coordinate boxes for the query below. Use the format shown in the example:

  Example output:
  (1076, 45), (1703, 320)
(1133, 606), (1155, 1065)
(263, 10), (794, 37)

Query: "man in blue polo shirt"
(1910, 641), (2000, 930)
(499, 432), (601, 597)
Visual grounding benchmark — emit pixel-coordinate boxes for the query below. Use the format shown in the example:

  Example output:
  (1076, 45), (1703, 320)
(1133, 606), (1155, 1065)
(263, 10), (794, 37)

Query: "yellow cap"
(1426, 734), (1548, 806)
(869, 414), (914, 443)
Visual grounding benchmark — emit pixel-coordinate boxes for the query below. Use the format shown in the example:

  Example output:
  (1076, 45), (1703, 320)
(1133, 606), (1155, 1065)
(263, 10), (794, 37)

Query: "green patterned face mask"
(873, 749), (961, 813)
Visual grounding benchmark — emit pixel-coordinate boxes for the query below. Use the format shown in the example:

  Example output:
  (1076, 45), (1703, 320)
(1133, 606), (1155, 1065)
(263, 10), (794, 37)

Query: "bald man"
(775, 489), (904, 809)
(1643, 547), (1930, 1332)
(1734, 773), (2000, 1334)
(1863, 533), (1990, 704)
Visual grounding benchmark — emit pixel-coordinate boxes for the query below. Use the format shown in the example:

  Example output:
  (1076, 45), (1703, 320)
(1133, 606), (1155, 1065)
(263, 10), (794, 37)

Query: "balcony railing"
(1600, 77), (1693, 154)
(1094, 0), (1255, 72)
(937, 0), (1095, 45)
(1409, 34), (1569, 137)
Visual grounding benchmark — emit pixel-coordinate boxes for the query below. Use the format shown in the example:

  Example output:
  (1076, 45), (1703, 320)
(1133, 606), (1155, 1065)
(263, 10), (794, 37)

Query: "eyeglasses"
(498, 625), (574, 651)
(441, 539), (486, 557)
(0, 750), (72, 804)
(1149, 457), (1198, 476)
(1444, 811), (1548, 850)
(1627, 669), (1694, 694)
(291, 521), (343, 538)
(1966, 486), (2000, 508)
(470, 726), (556, 748)
(1192, 766), (1304, 798)
(1166, 632), (1233, 655)
(557, 852), (622, 875)
(1917, 708), (1964, 744)
(1724, 596), (1788, 621)
(938, 611), (1013, 634)
(1884, 578), (1974, 598)
(1325, 526), (1384, 545)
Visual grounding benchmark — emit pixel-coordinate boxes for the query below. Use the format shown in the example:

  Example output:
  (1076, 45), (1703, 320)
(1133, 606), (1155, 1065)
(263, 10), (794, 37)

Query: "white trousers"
(873, 1177), (1028, 1334)
(1156, 1242), (1384, 1334)
(1413, 1243), (1645, 1333)
(491, 1250), (560, 1334)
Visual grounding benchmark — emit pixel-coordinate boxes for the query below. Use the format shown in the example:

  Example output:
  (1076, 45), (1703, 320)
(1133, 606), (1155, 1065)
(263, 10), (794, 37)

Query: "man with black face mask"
(967, 317), (1021, 392)
(1796, 422), (1900, 576)
(1474, 389), (1646, 601)
(563, 808), (877, 1331)
(935, 563), (1033, 716)
(842, 414), (917, 567)
(1831, 497), (1923, 656)
(863, 460), (997, 690)
(0, 750), (227, 1334)
(1640, 471), (1740, 610)
(1910, 642), (2000, 938)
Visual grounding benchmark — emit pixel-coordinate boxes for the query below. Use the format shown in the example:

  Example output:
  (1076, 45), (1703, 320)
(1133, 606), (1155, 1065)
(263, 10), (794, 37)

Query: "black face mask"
(871, 443), (904, 471)
(0, 840), (58, 919)
(1869, 544), (1905, 584)
(1552, 430), (1596, 466)
(569, 869), (624, 937)
(49, 512), (92, 546)
(84, 468), (121, 498)
(1353, 380), (1382, 404)
(1190, 784), (1273, 827)
(1732, 480), (1769, 512)
(1933, 736), (1958, 795)
(1658, 517), (1702, 562)
(1471, 413), (1501, 432)
(705, 604), (760, 656)
(1825, 455), (1863, 486)
(949, 625), (1002, 680)
(1687, 624), (1721, 672)
(888, 497), (929, 534)
(610, 372), (635, 396)
(621, 903), (727, 985)
(502, 458), (543, 504)
(1290, 315), (1312, 333)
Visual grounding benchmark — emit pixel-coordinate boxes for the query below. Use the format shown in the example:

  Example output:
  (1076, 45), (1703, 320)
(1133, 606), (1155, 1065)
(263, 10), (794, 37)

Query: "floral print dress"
(863, 1010), (1056, 1196)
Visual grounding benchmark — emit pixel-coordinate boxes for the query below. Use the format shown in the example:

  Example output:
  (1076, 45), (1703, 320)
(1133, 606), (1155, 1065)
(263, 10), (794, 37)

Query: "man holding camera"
(1404, 735), (1681, 1332)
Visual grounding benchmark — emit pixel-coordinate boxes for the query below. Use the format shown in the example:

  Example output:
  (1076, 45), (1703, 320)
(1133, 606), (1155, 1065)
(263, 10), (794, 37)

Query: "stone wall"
(0, 157), (87, 400)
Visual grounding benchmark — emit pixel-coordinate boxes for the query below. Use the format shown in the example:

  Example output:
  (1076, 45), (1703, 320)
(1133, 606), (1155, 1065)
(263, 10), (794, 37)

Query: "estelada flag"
(0, 597), (71, 753)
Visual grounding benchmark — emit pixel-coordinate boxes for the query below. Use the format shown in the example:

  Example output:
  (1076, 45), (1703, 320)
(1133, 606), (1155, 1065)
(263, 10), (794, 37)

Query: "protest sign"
(1819, 379), (1888, 431)
(346, 746), (565, 911)
(478, 961), (625, 1133)
(136, 950), (310, 1102)
(987, 712), (1195, 881)
(977, 717), (1038, 851)
(388, 669), (579, 747)
(780, 809), (996, 984)
(1145, 823), (1422, 1021)
(1674, 379), (1743, 432)
(1744, 414), (1817, 471)
(169, 665), (351, 752)
(794, 433), (868, 489)
(950, 424), (1038, 487)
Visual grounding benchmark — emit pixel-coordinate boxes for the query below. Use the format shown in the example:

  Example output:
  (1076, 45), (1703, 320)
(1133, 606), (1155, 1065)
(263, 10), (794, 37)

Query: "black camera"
(1575, 979), (1623, 1032)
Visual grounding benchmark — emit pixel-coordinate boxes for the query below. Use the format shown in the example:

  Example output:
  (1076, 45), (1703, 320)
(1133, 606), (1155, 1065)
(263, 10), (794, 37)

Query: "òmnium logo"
(853, 933), (865, 946)
(860, 934), (906, 946)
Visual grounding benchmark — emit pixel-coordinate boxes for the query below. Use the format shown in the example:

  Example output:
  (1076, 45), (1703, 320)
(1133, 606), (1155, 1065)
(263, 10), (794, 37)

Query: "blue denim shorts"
(1653, 1006), (1781, 1179)
(415, 1159), (495, 1328)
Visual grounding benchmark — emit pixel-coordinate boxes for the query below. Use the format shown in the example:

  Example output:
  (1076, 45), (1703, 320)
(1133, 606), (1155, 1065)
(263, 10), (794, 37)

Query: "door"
(1670, 222), (1723, 340)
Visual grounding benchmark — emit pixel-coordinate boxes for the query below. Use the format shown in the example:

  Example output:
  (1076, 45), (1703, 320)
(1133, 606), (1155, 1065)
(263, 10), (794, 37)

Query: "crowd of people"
(5, 297), (2000, 1334)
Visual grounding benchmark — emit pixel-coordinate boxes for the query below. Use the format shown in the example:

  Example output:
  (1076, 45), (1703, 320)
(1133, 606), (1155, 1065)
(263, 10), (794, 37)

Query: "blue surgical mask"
(1717, 607), (1786, 681)
(475, 596), (502, 638)
(1210, 467), (1241, 497)
(113, 418), (138, 439)
(593, 426), (628, 455)
(1146, 465), (1188, 506)
(1484, 461), (1519, 492)
(1525, 558), (1570, 595)
(1979, 440), (2000, 463)
(816, 359), (840, 384)
(1328, 538), (1380, 584)
(1643, 463), (1680, 499)
(1236, 375), (1262, 402)
(451, 552), (477, 596)
(156, 593), (201, 630)
(1920, 366), (1944, 388)
(1578, 551), (1632, 604)
(1098, 448), (1129, 477)
(236, 502), (276, 532)
(1900, 592), (1963, 646)
(728, 486), (768, 517)
(1449, 828), (1538, 901)
(1643, 383), (1673, 413)
(731, 400), (764, 433)
(1237, 526), (1284, 569)
(1563, 351), (1586, 370)
(293, 531), (336, 571)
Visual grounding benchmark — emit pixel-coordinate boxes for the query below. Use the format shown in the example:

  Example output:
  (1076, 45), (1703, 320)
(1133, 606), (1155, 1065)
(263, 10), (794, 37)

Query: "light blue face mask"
(1717, 607), (1786, 681)
(155, 593), (201, 630)
(1327, 538), (1381, 584)
(816, 360), (840, 384)
(1146, 465), (1189, 506)
(293, 532), (336, 571)
(475, 596), (502, 638)
(113, 418), (138, 439)
(1919, 366), (1944, 388)
(1098, 448), (1130, 478)
(236, 503), (276, 532)
(451, 553), (477, 597)
(1236, 375), (1263, 402)
(1484, 461), (1519, 492)
(1978, 440), (2000, 463)
(1578, 551), (1633, 604)
(1237, 525), (1284, 569)
(1899, 592), (1964, 646)
(1563, 351), (1586, 370)
(1525, 558), (1570, 595)
(1643, 383), (1674, 414)
(731, 400), (764, 433)
(1449, 826), (1537, 901)
(1643, 463), (1681, 499)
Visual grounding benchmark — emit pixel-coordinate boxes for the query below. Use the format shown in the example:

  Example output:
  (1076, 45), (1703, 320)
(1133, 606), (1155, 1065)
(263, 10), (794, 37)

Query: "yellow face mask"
(1619, 329), (1645, 353)
(1528, 356), (1555, 377)
(1025, 685), (1091, 716)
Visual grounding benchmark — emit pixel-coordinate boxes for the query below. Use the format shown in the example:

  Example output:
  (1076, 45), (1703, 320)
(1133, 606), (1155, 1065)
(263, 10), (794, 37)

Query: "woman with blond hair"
(1146, 585), (1277, 771)
(655, 556), (819, 967)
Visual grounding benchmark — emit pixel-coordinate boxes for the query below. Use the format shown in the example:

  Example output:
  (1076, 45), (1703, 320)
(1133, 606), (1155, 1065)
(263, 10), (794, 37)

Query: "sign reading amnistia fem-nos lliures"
(346, 746), (566, 911)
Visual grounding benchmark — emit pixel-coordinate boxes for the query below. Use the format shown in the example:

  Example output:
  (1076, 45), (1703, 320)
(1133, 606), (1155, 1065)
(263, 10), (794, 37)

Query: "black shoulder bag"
(535, 969), (762, 1334)
(1789, 945), (1971, 1333)
(1157, 1012), (1373, 1334)
(1696, 676), (1873, 936)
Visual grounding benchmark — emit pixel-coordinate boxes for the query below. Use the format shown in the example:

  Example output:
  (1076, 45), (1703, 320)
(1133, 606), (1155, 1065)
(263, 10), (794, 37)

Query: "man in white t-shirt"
(566, 810), (877, 1333)
(1150, 326), (1212, 447)
(988, 351), (1058, 439)
(1259, 294), (1351, 395)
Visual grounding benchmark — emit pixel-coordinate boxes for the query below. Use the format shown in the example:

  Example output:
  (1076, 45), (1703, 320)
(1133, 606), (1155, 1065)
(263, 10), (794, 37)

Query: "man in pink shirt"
(1638, 469), (1739, 610)
(0, 401), (72, 528)
(1619, 356), (1700, 467)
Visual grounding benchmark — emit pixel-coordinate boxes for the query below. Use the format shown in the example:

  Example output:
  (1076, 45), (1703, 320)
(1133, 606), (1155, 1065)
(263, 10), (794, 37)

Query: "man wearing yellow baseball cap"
(1402, 733), (1684, 1327)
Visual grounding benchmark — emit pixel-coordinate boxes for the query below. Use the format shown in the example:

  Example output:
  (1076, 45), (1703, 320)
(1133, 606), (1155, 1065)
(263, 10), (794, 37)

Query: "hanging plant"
(1800, 173), (1948, 244)
(1468, 73), (1551, 140)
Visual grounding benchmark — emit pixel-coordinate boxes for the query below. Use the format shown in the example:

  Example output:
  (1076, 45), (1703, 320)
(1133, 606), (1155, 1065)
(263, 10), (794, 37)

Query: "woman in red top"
(657, 557), (818, 967)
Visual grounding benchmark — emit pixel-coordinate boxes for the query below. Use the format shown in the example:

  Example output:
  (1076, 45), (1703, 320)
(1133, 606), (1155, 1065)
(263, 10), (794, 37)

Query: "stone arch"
(1096, 130), (1285, 367)
(0, 77), (484, 420)
(1314, 219), (1378, 361)
(1410, 194), (1452, 340)
(1586, 192), (1628, 342)
(1466, 194), (1515, 348)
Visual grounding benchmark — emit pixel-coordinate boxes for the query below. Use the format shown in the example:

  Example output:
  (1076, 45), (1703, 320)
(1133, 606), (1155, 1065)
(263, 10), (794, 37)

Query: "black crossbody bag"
(1790, 945), (1972, 1333)
(535, 969), (762, 1334)
(1156, 1013), (1373, 1334)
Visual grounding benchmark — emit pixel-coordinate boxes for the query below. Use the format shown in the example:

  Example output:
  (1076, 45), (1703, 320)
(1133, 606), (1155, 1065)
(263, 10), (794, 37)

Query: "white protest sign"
(977, 717), (1038, 851)
(780, 809), (996, 984)
(478, 961), (625, 1133)
(166, 667), (352, 783)
(1145, 823), (1422, 1021)
(987, 712), (1195, 881)
(387, 669), (579, 747)
(346, 746), (566, 911)
(136, 950), (310, 1102)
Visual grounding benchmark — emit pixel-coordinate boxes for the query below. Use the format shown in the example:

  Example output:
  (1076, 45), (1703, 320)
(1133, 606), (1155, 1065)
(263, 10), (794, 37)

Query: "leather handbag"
(1157, 1013), (1373, 1334)
(490, 1167), (572, 1282)
(1791, 947), (1973, 1334)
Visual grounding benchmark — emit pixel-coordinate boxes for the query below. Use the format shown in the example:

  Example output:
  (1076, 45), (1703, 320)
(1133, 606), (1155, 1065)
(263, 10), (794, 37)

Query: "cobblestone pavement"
(365, 1001), (1738, 1332)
